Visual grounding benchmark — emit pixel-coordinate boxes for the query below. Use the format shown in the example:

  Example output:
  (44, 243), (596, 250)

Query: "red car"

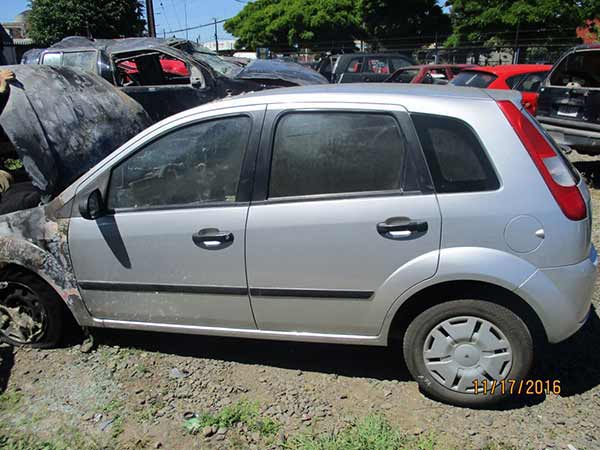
(450, 64), (552, 114)
(386, 64), (476, 84)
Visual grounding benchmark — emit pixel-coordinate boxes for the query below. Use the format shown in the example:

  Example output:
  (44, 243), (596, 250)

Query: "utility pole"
(184, 0), (189, 40)
(513, 17), (521, 64)
(213, 18), (219, 53)
(146, 0), (157, 37)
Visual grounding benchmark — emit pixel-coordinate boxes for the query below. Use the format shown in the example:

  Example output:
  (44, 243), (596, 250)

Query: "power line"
(166, 18), (229, 34)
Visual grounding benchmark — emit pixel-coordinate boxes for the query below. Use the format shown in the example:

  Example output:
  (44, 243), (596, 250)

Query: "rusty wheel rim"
(0, 281), (47, 344)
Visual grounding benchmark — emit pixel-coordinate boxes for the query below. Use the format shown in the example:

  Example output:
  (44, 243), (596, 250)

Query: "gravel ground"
(1, 155), (600, 450)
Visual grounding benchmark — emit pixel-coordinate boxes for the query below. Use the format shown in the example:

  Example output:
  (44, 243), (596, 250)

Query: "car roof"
(171, 83), (521, 116)
(396, 64), (476, 71)
(463, 64), (552, 76)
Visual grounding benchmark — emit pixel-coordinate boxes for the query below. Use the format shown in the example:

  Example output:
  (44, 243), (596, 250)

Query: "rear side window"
(451, 71), (497, 88)
(412, 114), (499, 193)
(269, 112), (418, 198)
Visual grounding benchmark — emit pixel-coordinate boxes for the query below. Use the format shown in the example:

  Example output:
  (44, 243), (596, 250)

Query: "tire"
(403, 299), (533, 407)
(0, 268), (63, 348)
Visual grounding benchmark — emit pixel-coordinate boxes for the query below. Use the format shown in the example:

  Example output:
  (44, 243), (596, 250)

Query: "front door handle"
(192, 228), (234, 250)
(377, 218), (428, 240)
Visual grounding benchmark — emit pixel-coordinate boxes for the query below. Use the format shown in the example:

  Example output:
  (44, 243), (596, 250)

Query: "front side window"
(269, 112), (416, 198)
(390, 68), (419, 83)
(108, 116), (251, 210)
(412, 114), (499, 193)
(115, 51), (191, 87)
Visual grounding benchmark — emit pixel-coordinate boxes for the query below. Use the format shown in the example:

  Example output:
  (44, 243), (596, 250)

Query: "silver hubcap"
(423, 316), (512, 393)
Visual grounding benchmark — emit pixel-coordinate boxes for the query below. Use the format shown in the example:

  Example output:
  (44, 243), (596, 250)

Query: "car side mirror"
(79, 189), (105, 220)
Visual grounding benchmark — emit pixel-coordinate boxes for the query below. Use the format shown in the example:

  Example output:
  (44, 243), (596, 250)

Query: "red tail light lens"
(497, 100), (586, 221)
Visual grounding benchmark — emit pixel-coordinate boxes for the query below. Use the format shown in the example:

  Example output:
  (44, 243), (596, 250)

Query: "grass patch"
(0, 391), (22, 412)
(285, 415), (438, 450)
(184, 400), (280, 437)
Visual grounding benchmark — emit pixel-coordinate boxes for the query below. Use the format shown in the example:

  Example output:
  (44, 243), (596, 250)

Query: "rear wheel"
(0, 269), (63, 348)
(403, 299), (533, 407)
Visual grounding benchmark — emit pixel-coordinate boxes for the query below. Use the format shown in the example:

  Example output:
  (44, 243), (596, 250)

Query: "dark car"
(28, 37), (328, 122)
(331, 53), (415, 83)
(536, 45), (600, 155)
(386, 64), (476, 85)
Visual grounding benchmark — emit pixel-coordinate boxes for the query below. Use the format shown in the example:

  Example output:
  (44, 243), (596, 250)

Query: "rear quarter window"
(411, 114), (500, 193)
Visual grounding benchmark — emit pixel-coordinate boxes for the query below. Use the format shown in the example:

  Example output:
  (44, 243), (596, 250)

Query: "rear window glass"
(451, 71), (497, 88)
(412, 114), (500, 193)
(550, 50), (600, 88)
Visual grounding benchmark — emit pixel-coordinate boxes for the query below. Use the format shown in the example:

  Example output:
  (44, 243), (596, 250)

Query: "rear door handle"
(192, 228), (234, 250)
(377, 218), (428, 240)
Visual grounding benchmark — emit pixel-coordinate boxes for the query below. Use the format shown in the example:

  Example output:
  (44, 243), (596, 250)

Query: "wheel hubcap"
(0, 282), (46, 344)
(422, 316), (513, 394)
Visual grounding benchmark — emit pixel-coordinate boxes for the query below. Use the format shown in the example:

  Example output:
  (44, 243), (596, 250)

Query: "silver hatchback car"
(0, 84), (596, 407)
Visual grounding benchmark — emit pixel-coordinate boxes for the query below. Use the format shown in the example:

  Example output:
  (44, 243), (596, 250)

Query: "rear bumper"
(538, 121), (600, 154)
(517, 245), (597, 343)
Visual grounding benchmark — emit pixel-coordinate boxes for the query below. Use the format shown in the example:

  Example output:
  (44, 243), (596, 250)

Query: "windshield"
(170, 41), (242, 78)
(451, 71), (497, 88)
(550, 49), (600, 88)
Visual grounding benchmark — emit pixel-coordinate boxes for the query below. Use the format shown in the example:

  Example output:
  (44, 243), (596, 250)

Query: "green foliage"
(184, 400), (280, 437)
(445, 0), (600, 46)
(285, 415), (437, 450)
(224, 0), (450, 50)
(28, 0), (146, 46)
(0, 391), (23, 412)
(0, 435), (69, 450)
(3, 159), (23, 171)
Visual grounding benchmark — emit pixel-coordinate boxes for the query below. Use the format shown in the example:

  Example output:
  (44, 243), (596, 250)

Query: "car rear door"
(245, 103), (442, 336)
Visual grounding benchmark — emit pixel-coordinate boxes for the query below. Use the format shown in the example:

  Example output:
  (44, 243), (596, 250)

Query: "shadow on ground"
(89, 304), (600, 410)
(0, 344), (14, 394)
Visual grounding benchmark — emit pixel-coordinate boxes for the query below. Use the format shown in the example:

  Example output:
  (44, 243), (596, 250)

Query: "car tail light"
(497, 100), (586, 221)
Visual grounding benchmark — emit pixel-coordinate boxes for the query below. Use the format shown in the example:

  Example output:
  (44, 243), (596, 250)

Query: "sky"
(0, 0), (246, 44)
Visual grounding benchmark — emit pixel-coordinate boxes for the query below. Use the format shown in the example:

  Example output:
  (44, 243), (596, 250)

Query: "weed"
(0, 391), (22, 412)
(184, 400), (280, 437)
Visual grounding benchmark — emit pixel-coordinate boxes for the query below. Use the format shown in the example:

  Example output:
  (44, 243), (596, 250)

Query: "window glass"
(550, 50), (600, 88)
(451, 71), (497, 88)
(518, 72), (548, 92)
(269, 112), (413, 198)
(344, 57), (363, 73)
(390, 68), (419, 83)
(412, 114), (499, 193)
(506, 74), (525, 89)
(365, 58), (390, 74)
(390, 58), (411, 71)
(61, 51), (98, 71)
(115, 52), (191, 87)
(41, 52), (62, 66)
(108, 116), (251, 210)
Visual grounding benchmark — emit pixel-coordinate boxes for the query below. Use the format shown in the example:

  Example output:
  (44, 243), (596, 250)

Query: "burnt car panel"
(30, 37), (326, 121)
(537, 46), (600, 154)
(0, 65), (152, 196)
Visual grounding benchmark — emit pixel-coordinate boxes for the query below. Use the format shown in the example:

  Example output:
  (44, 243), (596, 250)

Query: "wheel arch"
(385, 279), (547, 348)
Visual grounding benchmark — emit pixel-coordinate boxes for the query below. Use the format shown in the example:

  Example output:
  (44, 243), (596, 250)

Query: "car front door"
(68, 106), (265, 329)
(246, 104), (442, 336)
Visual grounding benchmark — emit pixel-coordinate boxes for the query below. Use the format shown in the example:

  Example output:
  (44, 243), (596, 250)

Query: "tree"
(224, 0), (361, 51)
(224, 0), (451, 51)
(357, 0), (451, 48)
(445, 0), (600, 47)
(28, 0), (146, 46)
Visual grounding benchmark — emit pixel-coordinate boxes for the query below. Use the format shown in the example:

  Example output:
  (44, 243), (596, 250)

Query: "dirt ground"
(2, 155), (600, 450)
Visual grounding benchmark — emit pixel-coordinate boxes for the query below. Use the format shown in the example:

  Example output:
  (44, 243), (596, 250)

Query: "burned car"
(0, 65), (151, 344)
(28, 37), (328, 122)
(536, 45), (600, 155)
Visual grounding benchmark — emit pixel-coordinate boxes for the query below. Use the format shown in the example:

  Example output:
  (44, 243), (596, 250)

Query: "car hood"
(0, 65), (151, 196)
(234, 59), (329, 86)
